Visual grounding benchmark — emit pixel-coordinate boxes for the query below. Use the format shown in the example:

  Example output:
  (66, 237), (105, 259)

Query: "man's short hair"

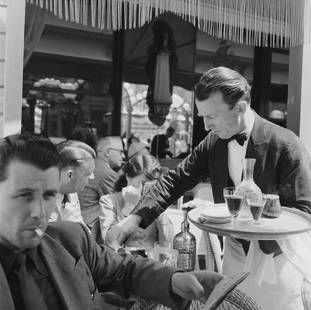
(57, 140), (96, 169)
(96, 136), (122, 154)
(0, 134), (60, 182)
(194, 66), (251, 107)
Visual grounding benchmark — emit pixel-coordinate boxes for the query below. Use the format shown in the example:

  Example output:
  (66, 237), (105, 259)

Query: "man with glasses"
(78, 136), (125, 236)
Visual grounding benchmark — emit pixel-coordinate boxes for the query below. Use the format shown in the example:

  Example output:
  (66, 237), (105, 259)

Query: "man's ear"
(234, 101), (247, 114)
(65, 169), (74, 180)
(98, 148), (110, 160)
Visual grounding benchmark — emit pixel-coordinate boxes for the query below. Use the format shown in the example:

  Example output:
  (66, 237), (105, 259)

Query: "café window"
(268, 50), (289, 127)
(121, 82), (193, 158)
(22, 73), (113, 141)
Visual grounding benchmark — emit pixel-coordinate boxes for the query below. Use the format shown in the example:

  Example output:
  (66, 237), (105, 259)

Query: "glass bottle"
(235, 158), (263, 218)
(263, 194), (282, 218)
(173, 206), (196, 271)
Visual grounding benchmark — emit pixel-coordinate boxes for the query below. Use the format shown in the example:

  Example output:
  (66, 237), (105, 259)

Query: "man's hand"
(106, 215), (141, 250)
(171, 271), (224, 303)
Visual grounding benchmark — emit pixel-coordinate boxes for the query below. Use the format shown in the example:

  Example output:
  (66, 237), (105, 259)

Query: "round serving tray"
(188, 205), (311, 240)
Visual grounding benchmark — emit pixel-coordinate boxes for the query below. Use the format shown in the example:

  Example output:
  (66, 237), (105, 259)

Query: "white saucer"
(200, 203), (231, 219)
(199, 216), (231, 224)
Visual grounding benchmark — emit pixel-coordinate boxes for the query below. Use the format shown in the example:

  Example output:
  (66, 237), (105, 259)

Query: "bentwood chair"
(302, 278), (311, 310)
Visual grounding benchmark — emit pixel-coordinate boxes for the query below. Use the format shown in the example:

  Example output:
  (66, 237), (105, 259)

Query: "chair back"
(215, 288), (263, 310)
(302, 278), (311, 310)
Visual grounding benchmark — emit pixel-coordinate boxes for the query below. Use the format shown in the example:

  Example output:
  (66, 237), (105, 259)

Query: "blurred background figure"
(151, 126), (175, 158)
(78, 136), (125, 236)
(128, 141), (150, 159)
(101, 154), (174, 249)
(146, 138), (152, 151)
(70, 125), (97, 151)
(127, 133), (140, 147)
(174, 130), (190, 159)
(49, 140), (96, 223)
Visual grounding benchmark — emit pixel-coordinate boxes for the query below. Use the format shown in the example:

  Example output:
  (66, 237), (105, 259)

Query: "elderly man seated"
(78, 136), (125, 228)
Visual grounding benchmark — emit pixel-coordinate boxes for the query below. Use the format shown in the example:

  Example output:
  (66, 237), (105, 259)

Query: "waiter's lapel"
(0, 263), (15, 310)
(246, 113), (268, 181)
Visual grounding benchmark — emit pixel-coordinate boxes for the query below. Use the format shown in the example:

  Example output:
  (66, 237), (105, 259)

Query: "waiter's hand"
(106, 215), (141, 250)
(258, 240), (282, 256)
(171, 271), (224, 303)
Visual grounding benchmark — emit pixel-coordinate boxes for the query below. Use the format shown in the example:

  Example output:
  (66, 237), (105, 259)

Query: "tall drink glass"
(223, 187), (244, 226)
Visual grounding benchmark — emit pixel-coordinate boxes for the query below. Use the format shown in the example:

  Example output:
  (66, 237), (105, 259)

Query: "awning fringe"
(26, 0), (310, 47)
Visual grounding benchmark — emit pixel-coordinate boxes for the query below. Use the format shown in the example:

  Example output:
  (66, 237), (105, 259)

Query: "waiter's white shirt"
(49, 193), (85, 224)
(227, 113), (254, 186)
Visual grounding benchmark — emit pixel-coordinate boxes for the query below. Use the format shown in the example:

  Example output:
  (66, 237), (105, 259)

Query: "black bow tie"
(228, 133), (247, 146)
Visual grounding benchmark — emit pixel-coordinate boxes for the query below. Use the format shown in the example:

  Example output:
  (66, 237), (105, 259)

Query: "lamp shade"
(148, 110), (167, 127)
(153, 50), (171, 105)
(145, 21), (176, 126)
(150, 35), (172, 125)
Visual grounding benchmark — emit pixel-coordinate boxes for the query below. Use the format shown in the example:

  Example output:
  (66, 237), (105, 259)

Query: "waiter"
(107, 66), (311, 310)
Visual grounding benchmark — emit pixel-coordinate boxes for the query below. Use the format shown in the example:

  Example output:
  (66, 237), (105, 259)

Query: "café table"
(188, 203), (311, 310)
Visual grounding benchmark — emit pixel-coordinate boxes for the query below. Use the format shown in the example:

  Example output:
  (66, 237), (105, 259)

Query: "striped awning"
(26, 0), (311, 47)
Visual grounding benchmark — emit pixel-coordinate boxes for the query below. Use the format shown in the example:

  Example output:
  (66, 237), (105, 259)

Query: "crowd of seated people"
(44, 133), (262, 310)
(2, 133), (252, 310)
(56, 133), (173, 251)
(0, 129), (266, 310)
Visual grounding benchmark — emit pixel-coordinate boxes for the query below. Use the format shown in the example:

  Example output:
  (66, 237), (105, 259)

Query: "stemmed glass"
(247, 195), (267, 225)
(223, 187), (244, 226)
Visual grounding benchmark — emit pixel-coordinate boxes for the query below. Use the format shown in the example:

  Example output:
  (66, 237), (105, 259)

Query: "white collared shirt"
(228, 112), (255, 186)
(49, 192), (85, 224)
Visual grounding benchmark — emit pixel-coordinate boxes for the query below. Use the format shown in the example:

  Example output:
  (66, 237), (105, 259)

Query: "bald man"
(78, 136), (125, 231)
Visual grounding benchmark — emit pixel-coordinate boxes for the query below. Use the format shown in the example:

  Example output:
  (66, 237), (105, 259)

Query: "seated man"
(49, 140), (96, 223)
(0, 134), (226, 310)
(78, 136), (125, 228)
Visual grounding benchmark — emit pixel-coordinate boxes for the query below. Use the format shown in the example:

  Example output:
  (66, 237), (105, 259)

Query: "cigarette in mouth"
(35, 228), (44, 237)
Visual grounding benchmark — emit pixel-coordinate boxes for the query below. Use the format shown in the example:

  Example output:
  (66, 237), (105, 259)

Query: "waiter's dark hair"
(194, 66), (251, 107)
(0, 134), (60, 182)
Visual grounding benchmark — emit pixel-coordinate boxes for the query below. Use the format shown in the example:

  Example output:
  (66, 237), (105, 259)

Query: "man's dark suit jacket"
(0, 222), (184, 310)
(133, 113), (311, 228)
(79, 161), (121, 226)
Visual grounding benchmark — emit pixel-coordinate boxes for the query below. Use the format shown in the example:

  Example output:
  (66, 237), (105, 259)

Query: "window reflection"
(121, 83), (193, 158)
